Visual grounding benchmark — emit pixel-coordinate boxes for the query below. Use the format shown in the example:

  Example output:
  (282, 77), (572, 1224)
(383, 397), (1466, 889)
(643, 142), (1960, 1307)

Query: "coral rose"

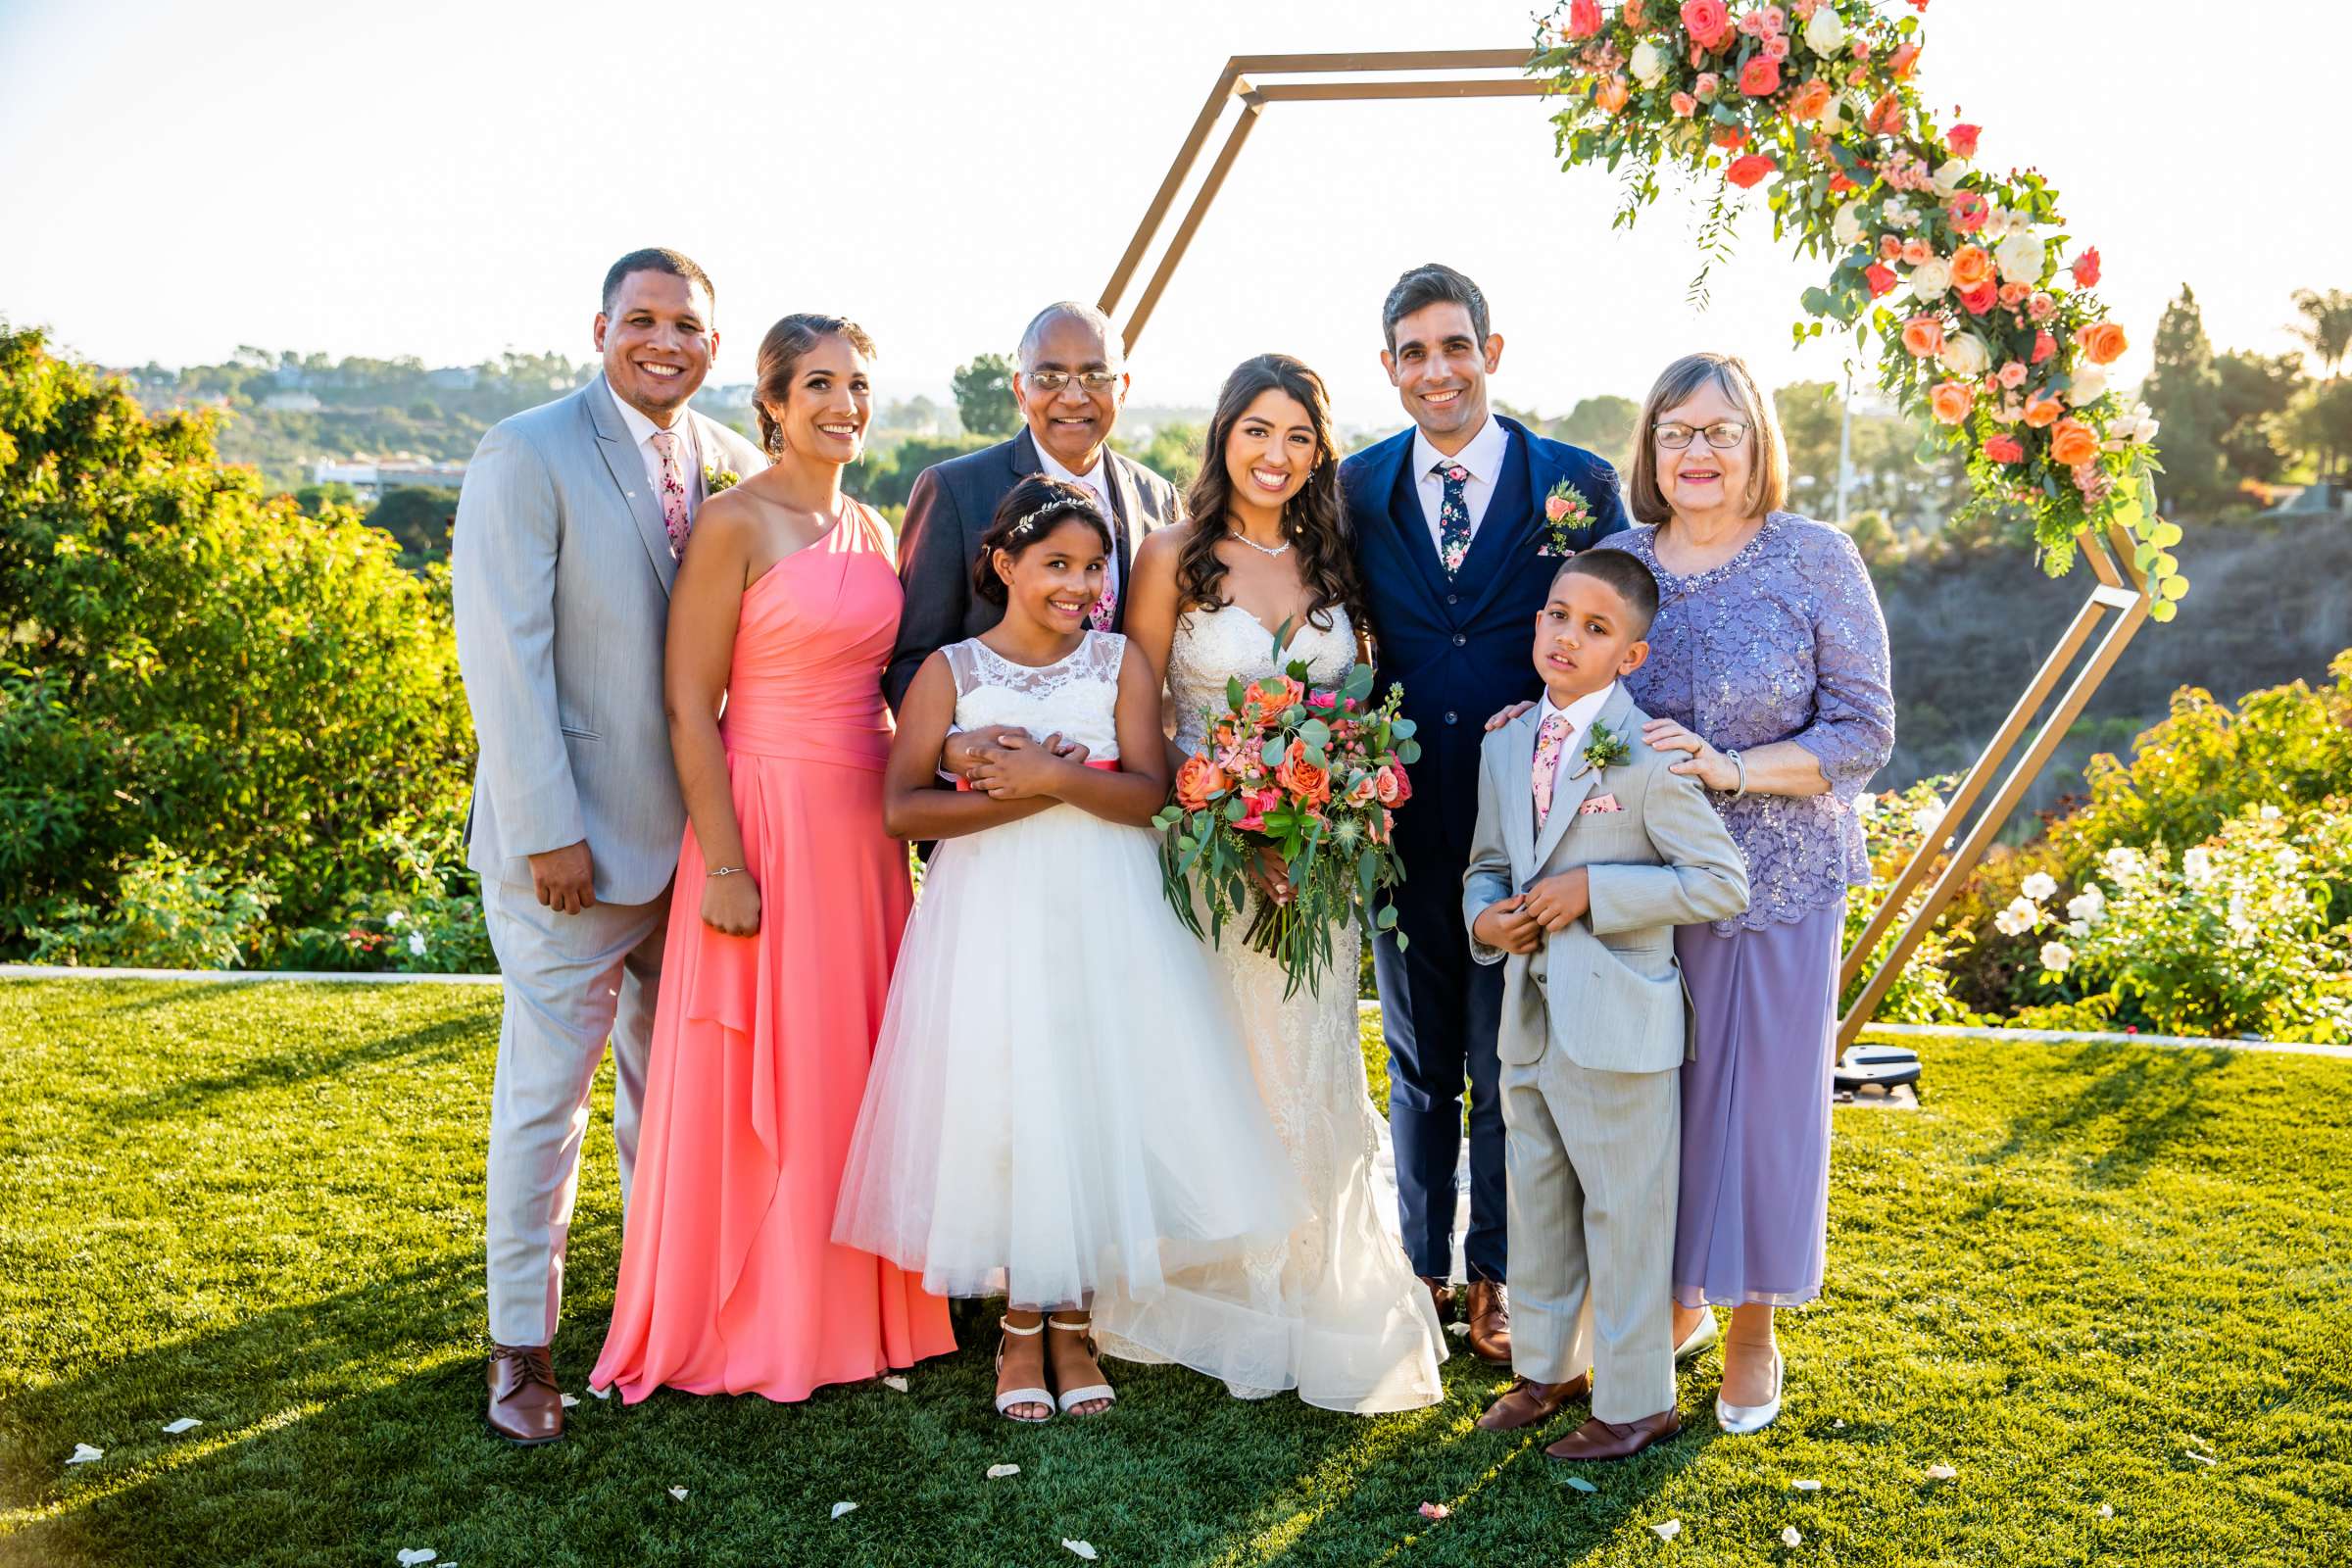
(1277, 742), (1332, 807)
(1234, 787), (1279, 834)
(1726, 153), (1775, 188)
(1946, 122), (1982, 158)
(2071, 247), (2102, 287)
(2048, 417), (2099, 467)
(1174, 755), (1229, 811)
(1566, 0), (1603, 39)
(2077, 321), (2129, 366)
(2031, 328), (2056, 365)
(1958, 279), (1997, 317)
(1670, 90), (1698, 117)
(1900, 316), (1947, 359)
(1864, 263), (1898, 297)
(1928, 380), (1975, 426)
(1948, 244), (1993, 289)
(1682, 0), (1733, 49)
(2023, 390), (2065, 428)
(1739, 55), (1782, 96)
(1983, 433), (2025, 465)
(1946, 192), (1989, 233)
(1788, 76), (1833, 121)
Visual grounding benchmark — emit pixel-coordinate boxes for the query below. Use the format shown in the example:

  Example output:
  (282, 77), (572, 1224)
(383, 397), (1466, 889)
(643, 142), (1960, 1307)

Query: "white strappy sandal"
(1048, 1315), (1116, 1415)
(995, 1317), (1054, 1423)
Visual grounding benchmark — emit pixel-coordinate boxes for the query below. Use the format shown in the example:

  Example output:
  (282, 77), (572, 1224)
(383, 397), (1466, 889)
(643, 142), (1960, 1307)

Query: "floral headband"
(1006, 496), (1105, 539)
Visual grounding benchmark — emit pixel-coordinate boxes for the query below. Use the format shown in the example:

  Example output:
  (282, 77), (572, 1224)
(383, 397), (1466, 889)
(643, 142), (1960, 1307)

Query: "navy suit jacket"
(883, 427), (1181, 710)
(1340, 416), (1630, 907)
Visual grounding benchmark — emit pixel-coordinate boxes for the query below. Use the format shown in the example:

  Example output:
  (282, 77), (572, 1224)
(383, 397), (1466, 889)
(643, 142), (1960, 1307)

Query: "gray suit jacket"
(882, 426), (1180, 710)
(452, 375), (766, 906)
(1461, 685), (1750, 1074)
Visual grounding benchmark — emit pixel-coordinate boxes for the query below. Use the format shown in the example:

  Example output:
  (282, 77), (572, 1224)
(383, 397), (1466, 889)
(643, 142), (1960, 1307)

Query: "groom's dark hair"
(601, 248), (715, 318)
(1382, 263), (1490, 352)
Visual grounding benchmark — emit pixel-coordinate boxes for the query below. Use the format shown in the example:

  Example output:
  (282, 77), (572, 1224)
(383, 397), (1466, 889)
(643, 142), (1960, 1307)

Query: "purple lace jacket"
(1594, 514), (1894, 933)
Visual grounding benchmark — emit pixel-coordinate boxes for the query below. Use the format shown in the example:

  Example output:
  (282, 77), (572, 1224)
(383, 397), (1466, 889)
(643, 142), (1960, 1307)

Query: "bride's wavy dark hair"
(1176, 354), (1360, 632)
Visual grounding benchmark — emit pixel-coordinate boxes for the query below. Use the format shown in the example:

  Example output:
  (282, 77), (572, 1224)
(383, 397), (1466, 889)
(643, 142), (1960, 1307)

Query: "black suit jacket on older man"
(882, 426), (1182, 710)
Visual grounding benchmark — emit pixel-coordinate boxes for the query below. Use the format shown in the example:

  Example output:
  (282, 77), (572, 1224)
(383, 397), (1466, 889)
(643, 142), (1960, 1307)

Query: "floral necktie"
(1088, 485), (1118, 630)
(649, 428), (692, 559)
(1532, 710), (1573, 826)
(1432, 461), (1472, 575)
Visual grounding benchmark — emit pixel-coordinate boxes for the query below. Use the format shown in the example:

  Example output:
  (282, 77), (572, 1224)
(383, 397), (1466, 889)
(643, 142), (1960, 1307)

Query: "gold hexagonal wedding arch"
(1100, 49), (2157, 1048)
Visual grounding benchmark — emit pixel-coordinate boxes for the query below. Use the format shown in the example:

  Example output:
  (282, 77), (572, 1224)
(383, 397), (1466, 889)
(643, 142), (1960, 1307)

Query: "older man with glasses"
(884, 302), (1183, 739)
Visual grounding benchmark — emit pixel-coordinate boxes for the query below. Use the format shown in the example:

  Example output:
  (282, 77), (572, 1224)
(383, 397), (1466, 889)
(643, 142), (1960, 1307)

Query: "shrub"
(25, 841), (275, 969)
(1843, 777), (1979, 1026)
(280, 805), (495, 974)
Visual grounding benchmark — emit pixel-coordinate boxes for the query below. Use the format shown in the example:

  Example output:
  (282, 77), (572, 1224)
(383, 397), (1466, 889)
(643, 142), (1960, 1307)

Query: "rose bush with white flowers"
(1536, 0), (2179, 604)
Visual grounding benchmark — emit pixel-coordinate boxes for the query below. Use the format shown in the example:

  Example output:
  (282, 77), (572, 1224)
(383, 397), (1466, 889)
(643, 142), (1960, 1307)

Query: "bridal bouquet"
(1152, 626), (1419, 999)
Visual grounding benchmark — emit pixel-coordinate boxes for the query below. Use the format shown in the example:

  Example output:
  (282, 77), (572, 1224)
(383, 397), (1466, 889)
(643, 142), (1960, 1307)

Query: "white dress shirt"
(1411, 413), (1511, 560)
(610, 385), (704, 515)
(1035, 440), (1121, 599)
(1535, 680), (1618, 809)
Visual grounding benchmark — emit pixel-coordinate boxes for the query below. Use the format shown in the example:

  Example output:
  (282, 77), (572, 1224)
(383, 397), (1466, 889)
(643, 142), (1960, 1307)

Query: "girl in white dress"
(1104, 354), (1447, 1412)
(835, 476), (1305, 1424)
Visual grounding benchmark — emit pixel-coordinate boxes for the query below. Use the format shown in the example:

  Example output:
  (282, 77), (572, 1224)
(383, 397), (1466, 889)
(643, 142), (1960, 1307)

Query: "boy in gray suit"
(1461, 551), (1748, 1462)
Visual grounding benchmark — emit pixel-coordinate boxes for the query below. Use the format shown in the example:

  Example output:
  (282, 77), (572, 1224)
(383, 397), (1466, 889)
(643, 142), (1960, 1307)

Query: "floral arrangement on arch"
(1537, 0), (2186, 618)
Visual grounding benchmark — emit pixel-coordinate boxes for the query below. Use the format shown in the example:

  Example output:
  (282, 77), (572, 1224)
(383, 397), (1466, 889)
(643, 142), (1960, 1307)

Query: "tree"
(2285, 375), (2352, 485)
(1554, 395), (1640, 472)
(1123, 421), (1204, 495)
(2289, 288), (2352, 381)
(368, 485), (462, 560)
(2212, 351), (2304, 489)
(0, 326), (474, 954)
(2141, 285), (2230, 514)
(952, 352), (1019, 437)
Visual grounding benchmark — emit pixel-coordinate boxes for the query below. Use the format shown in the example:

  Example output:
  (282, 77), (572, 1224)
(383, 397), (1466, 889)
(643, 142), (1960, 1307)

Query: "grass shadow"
(1964, 1042), (2231, 1191)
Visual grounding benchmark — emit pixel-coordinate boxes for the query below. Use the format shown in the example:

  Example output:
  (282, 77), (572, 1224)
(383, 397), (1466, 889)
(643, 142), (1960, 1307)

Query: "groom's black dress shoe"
(487, 1343), (564, 1446)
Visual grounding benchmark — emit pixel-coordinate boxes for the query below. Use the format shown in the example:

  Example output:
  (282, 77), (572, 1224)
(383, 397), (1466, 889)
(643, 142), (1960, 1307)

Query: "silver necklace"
(1232, 528), (1292, 559)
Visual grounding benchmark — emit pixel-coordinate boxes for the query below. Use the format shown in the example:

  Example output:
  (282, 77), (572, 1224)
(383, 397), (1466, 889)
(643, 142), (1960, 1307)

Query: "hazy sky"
(1, 0), (2335, 422)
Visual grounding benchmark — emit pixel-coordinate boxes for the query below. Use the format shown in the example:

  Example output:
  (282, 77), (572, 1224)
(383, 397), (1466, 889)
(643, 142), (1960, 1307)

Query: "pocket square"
(1578, 794), (1622, 815)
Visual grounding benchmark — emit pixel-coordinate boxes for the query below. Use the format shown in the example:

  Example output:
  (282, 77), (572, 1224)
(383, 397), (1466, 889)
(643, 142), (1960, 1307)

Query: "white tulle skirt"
(833, 804), (1308, 1311)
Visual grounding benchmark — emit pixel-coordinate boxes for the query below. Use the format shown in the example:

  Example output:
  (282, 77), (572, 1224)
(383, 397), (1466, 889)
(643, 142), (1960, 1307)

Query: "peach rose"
(1373, 762), (1411, 807)
(1277, 741), (1332, 808)
(1594, 74), (1631, 115)
(1788, 77), (1833, 121)
(1348, 775), (1380, 808)
(1670, 90), (1698, 117)
(1174, 755), (1230, 812)
(1900, 316), (1947, 359)
(1948, 244), (1993, 290)
(2023, 390), (2065, 428)
(1928, 380), (1975, 426)
(1888, 41), (1921, 77)
(2077, 321), (2129, 366)
(1244, 675), (1304, 721)
(2049, 417), (2099, 467)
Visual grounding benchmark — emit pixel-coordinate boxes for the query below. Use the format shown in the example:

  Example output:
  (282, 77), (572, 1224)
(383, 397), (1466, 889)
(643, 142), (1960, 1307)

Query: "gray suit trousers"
(481, 877), (669, 1348)
(1501, 1054), (1680, 1422)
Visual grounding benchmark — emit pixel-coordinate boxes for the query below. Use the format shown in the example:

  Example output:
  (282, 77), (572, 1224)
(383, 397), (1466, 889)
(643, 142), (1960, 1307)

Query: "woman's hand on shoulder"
(1642, 716), (1740, 791)
(1485, 700), (1536, 732)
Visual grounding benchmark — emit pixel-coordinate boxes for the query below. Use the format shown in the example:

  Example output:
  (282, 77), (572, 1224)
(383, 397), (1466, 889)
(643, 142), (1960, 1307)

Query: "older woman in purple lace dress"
(1592, 353), (1893, 1438)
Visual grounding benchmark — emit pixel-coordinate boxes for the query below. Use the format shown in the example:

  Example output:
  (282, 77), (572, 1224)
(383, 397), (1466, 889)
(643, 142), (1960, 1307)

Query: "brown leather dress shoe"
(1419, 1275), (1454, 1321)
(1544, 1406), (1682, 1462)
(1463, 1279), (1512, 1365)
(1475, 1373), (1592, 1432)
(487, 1343), (564, 1446)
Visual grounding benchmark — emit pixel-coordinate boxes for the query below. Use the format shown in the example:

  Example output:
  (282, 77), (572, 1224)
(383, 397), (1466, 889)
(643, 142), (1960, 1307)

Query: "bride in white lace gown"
(1096, 354), (1446, 1412)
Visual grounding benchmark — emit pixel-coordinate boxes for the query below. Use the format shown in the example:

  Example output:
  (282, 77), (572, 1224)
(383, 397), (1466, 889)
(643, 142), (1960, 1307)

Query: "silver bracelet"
(708, 864), (745, 878)
(1728, 750), (1747, 799)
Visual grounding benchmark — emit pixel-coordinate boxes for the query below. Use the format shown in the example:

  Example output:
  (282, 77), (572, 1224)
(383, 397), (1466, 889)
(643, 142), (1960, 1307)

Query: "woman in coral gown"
(593, 314), (954, 1401)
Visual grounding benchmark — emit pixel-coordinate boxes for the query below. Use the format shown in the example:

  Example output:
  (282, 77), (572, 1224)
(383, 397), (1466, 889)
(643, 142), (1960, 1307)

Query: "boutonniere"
(1539, 480), (1592, 557)
(704, 464), (741, 496)
(1578, 719), (1631, 777)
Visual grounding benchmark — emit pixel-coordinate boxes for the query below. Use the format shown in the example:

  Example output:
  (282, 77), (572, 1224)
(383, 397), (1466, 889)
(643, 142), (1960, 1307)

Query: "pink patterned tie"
(649, 428), (691, 559)
(1531, 710), (1572, 826)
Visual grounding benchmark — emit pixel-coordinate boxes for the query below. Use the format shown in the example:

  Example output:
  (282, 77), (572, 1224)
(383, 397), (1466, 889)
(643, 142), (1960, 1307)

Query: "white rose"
(1832, 201), (1866, 248)
(1931, 159), (1974, 196)
(1994, 229), (2047, 283)
(2102, 845), (2145, 884)
(2020, 871), (2058, 903)
(1804, 6), (1847, 56)
(386, 909), (407, 927)
(2260, 804), (2283, 822)
(407, 931), (428, 956)
(2067, 364), (2109, 407)
(1938, 333), (1991, 377)
(2039, 941), (2074, 973)
(2181, 846), (2215, 886)
(2066, 886), (2105, 924)
(1907, 258), (1952, 300)
(1631, 39), (1667, 87)
(1994, 896), (2040, 937)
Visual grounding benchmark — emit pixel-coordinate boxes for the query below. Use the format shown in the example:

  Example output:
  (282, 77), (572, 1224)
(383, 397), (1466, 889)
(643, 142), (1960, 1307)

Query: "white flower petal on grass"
(162, 1418), (202, 1435)
(2185, 1449), (2218, 1466)
(668, 1487), (689, 1501)
(830, 1501), (858, 1520)
(1925, 1464), (1957, 1481)
(1831, 1418), (1846, 1429)
(1791, 1478), (1822, 1492)
(987, 1464), (1021, 1480)
(396, 1552), (437, 1567)
(1062, 1541), (1099, 1561)
(559, 1395), (578, 1409)
(588, 1385), (611, 1400)
(1651, 1520), (1682, 1541)
(2097, 1503), (2114, 1518)
(1446, 1322), (1470, 1338)
(67, 1444), (104, 1465)
(882, 1375), (909, 1394)
(1783, 1526), (1803, 1546)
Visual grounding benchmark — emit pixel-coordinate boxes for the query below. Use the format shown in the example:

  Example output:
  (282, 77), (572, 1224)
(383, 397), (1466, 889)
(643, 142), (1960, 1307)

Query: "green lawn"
(1, 981), (2346, 1567)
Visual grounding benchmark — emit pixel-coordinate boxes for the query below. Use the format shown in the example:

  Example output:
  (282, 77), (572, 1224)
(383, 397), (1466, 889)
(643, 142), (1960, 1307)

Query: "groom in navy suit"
(1340, 264), (1629, 1366)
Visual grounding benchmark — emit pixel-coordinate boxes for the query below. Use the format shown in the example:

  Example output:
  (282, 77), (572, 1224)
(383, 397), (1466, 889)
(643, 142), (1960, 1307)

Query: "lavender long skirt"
(1671, 900), (1842, 1309)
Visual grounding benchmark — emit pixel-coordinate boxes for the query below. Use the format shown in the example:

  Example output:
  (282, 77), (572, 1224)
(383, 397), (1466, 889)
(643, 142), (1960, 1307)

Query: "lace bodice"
(1167, 602), (1357, 753)
(942, 631), (1125, 760)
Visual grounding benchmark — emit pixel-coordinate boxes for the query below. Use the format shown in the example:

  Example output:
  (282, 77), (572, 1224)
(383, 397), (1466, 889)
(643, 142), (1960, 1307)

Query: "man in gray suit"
(1460, 551), (1747, 1462)
(452, 247), (764, 1446)
(883, 302), (1180, 758)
